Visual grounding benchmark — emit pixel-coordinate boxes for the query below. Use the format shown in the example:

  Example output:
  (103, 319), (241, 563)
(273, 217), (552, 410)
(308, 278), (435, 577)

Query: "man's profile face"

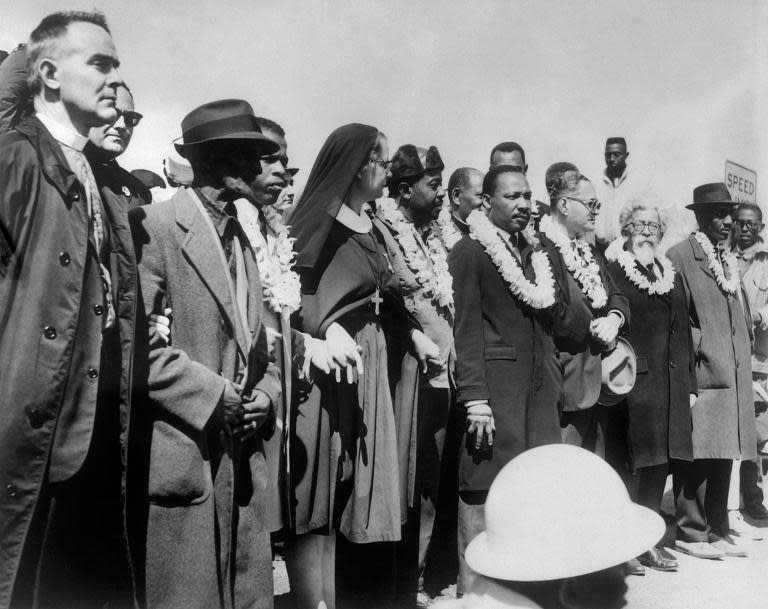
(736, 207), (763, 249)
(699, 206), (735, 244)
(487, 172), (531, 235)
(51, 21), (122, 127)
(604, 143), (628, 174)
(490, 149), (525, 172)
(252, 129), (288, 206)
(453, 171), (484, 221)
(409, 169), (445, 224)
(565, 180), (599, 235)
(89, 85), (134, 158)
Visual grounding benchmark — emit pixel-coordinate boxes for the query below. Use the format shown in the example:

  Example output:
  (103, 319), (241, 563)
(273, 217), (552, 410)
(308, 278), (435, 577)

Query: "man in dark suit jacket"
(449, 165), (563, 595)
(538, 162), (630, 457)
(130, 99), (282, 609)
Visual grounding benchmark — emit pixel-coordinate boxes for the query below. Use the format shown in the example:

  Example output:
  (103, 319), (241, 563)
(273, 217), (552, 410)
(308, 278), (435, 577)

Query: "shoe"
(709, 533), (749, 557)
(674, 539), (725, 560)
(638, 546), (678, 572)
(625, 557), (645, 576)
(743, 503), (768, 521)
(729, 510), (764, 541)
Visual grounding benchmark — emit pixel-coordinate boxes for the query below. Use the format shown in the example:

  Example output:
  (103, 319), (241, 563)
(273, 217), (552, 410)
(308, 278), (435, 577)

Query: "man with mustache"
(667, 183), (755, 559)
(0, 11), (137, 608)
(373, 144), (451, 605)
(449, 165), (563, 595)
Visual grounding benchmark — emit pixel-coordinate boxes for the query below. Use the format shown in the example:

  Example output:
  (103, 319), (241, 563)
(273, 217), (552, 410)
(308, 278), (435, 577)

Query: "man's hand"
(325, 322), (364, 384)
(212, 380), (245, 436)
(466, 401), (495, 451)
(689, 393), (697, 409)
(234, 390), (273, 440)
(265, 327), (281, 360)
(590, 314), (621, 348)
(411, 329), (442, 374)
(149, 307), (173, 346)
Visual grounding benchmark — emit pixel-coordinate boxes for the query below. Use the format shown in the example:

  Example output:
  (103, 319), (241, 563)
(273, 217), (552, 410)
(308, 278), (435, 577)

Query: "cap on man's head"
(606, 137), (627, 147)
(389, 144), (444, 188)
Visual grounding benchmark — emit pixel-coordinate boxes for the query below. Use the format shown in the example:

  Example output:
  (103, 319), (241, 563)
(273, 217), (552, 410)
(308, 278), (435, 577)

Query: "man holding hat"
(130, 98), (284, 608)
(373, 144), (452, 604)
(666, 183), (756, 559)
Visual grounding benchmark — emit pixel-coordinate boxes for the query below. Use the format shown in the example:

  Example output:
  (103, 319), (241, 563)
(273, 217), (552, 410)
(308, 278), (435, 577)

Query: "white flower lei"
(432, 205), (463, 251)
(693, 231), (740, 295)
(539, 214), (608, 309)
(377, 198), (454, 309)
(466, 210), (556, 309)
(604, 237), (675, 295)
(234, 200), (302, 315)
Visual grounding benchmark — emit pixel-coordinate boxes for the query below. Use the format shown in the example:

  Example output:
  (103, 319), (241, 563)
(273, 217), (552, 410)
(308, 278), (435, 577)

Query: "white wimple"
(466, 210), (555, 309)
(377, 198), (454, 309)
(235, 200), (302, 315)
(605, 237), (675, 295)
(432, 205), (463, 251)
(539, 214), (608, 309)
(693, 231), (740, 295)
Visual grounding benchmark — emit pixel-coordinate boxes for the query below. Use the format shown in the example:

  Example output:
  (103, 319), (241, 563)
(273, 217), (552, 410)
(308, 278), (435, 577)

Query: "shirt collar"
(494, 225), (519, 250)
(602, 166), (628, 188)
(336, 203), (372, 233)
(36, 112), (89, 152)
(737, 239), (768, 261)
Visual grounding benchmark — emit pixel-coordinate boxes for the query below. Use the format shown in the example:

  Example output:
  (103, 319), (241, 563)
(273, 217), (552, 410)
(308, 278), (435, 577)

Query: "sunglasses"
(116, 109), (143, 128)
(565, 195), (601, 214)
(736, 220), (761, 230)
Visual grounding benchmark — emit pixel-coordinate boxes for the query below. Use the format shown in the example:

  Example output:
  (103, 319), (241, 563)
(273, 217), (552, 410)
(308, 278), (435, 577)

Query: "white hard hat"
(465, 444), (664, 581)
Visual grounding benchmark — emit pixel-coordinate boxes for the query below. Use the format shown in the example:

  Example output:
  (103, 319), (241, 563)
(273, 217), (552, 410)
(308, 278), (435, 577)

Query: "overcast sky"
(3, 0), (766, 212)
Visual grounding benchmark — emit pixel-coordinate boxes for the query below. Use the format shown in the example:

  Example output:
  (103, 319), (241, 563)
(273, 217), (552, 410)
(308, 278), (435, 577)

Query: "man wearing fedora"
(130, 99), (284, 609)
(667, 182), (756, 559)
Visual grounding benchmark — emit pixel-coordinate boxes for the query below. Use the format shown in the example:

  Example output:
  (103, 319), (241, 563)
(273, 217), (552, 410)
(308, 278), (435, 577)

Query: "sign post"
(725, 160), (757, 203)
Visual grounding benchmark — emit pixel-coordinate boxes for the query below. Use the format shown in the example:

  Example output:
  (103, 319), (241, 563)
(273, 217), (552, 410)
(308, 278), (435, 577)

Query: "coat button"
(669, 360), (677, 368)
(670, 327), (676, 335)
(93, 304), (104, 316)
(6, 484), (18, 498)
(59, 252), (71, 266)
(71, 191), (80, 202)
(87, 368), (99, 379)
(43, 326), (57, 340)
(25, 407), (44, 429)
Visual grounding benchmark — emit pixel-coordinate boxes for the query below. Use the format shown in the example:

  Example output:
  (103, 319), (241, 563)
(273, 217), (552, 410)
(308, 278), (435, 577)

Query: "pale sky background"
(2, 0), (766, 217)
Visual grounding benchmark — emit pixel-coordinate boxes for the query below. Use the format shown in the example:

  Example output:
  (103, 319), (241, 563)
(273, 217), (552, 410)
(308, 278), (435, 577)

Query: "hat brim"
(174, 132), (280, 159)
(465, 503), (664, 581)
(287, 167), (299, 176)
(685, 201), (737, 211)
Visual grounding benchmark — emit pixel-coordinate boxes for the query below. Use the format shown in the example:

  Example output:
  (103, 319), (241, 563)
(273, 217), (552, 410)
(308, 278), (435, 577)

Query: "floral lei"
(432, 205), (463, 251)
(234, 199), (302, 315)
(466, 210), (556, 309)
(604, 237), (675, 295)
(377, 198), (454, 309)
(693, 231), (740, 295)
(539, 214), (608, 309)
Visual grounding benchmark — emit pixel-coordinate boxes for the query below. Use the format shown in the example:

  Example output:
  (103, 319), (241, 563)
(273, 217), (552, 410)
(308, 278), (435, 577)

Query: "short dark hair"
(448, 167), (481, 199)
(255, 116), (285, 138)
(489, 141), (526, 166)
(605, 137), (626, 148)
(545, 162), (588, 204)
(27, 11), (111, 95)
(482, 165), (524, 197)
(736, 202), (763, 222)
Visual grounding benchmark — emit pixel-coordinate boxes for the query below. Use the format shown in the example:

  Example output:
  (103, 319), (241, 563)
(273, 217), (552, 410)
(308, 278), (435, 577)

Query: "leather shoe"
(625, 557), (645, 576)
(638, 546), (678, 572)
(674, 539), (725, 560)
(743, 503), (768, 521)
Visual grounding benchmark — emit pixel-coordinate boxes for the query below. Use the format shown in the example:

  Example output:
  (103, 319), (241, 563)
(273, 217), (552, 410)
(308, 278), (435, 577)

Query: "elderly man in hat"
(603, 201), (696, 571)
(666, 183), (756, 560)
(373, 144), (452, 605)
(0, 11), (137, 608)
(130, 99), (285, 609)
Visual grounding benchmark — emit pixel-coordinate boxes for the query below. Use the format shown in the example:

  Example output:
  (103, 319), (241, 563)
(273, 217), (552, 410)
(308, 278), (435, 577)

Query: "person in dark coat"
(129, 99), (283, 609)
(667, 183), (756, 560)
(449, 166), (567, 595)
(537, 162), (630, 456)
(0, 12), (137, 609)
(604, 201), (696, 571)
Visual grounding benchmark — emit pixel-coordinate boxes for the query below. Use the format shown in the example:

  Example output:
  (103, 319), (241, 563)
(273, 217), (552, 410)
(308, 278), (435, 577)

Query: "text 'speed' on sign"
(725, 160), (757, 204)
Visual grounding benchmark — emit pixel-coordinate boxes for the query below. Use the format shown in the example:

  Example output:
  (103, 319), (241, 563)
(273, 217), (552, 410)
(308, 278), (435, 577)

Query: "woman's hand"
(411, 329), (442, 374)
(325, 322), (364, 383)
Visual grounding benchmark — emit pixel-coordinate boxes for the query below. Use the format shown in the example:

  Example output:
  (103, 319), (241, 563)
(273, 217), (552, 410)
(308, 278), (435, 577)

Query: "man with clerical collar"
(373, 143), (452, 606)
(435, 167), (484, 250)
(666, 183), (756, 559)
(538, 162), (630, 456)
(130, 99), (286, 608)
(449, 165), (564, 595)
(0, 11), (138, 608)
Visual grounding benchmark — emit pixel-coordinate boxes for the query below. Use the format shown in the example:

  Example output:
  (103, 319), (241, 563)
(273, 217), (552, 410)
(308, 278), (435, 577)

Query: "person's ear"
(38, 58), (61, 92)
(450, 187), (462, 205)
(556, 196), (568, 216)
(524, 163), (529, 175)
(481, 193), (491, 211)
(624, 151), (630, 160)
(398, 181), (412, 200)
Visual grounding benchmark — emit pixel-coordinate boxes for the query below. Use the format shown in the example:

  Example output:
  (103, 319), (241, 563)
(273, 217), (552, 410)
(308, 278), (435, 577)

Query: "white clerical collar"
(36, 112), (89, 151)
(336, 203), (372, 233)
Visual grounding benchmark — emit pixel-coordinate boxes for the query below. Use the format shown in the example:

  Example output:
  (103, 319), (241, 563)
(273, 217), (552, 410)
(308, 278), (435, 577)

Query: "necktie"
(645, 263), (658, 281)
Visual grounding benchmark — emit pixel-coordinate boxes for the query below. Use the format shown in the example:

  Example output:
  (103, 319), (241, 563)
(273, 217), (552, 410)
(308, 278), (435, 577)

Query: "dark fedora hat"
(685, 182), (736, 211)
(174, 99), (280, 159)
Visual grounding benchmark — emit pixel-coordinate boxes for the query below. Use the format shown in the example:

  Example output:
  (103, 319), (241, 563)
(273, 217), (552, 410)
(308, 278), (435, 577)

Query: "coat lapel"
(690, 235), (717, 282)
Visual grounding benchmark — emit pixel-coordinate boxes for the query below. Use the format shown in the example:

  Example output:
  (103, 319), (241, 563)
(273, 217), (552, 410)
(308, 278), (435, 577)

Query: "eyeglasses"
(116, 109), (143, 128)
(509, 191), (533, 201)
(736, 220), (761, 230)
(565, 195), (601, 214)
(370, 156), (391, 170)
(626, 221), (661, 235)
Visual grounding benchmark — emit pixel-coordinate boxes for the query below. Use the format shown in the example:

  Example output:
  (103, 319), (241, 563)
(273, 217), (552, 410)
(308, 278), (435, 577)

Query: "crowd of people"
(0, 10), (766, 609)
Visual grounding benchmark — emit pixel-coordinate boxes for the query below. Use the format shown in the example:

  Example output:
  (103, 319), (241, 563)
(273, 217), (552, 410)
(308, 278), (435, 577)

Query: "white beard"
(632, 241), (656, 267)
